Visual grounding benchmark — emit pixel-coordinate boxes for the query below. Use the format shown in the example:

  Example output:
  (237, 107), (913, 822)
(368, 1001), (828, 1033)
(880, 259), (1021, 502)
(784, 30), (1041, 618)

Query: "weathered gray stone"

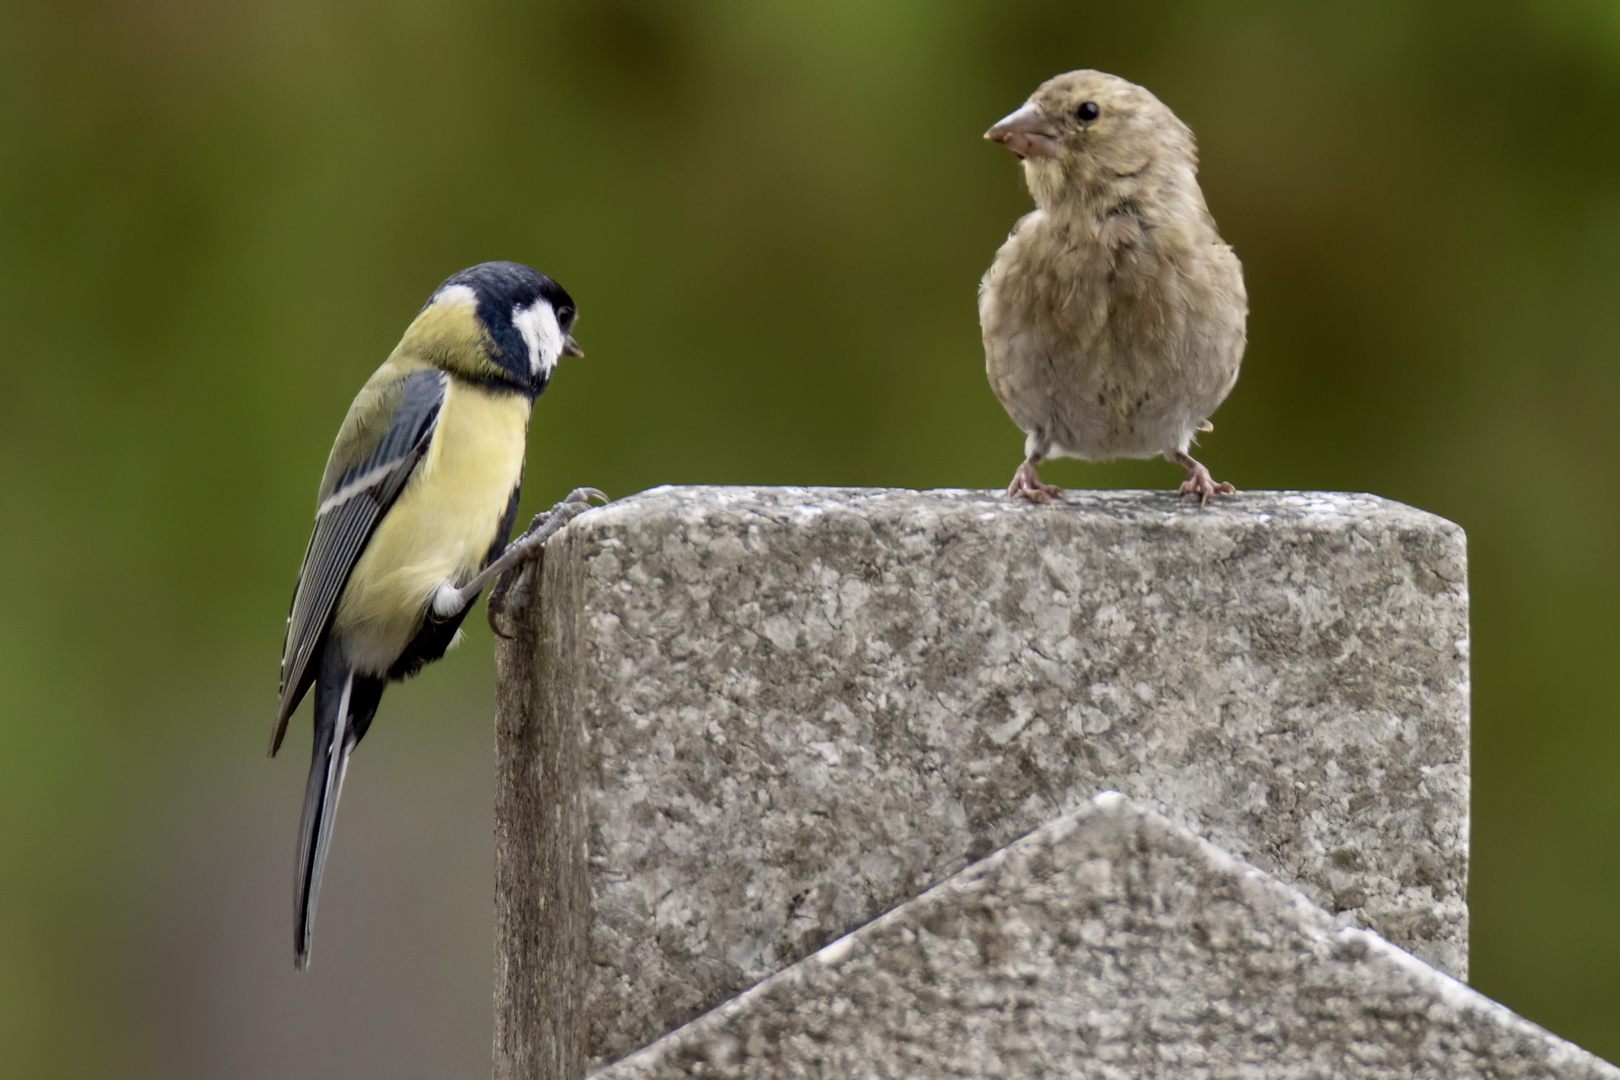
(493, 487), (1470, 1076)
(595, 794), (1610, 1080)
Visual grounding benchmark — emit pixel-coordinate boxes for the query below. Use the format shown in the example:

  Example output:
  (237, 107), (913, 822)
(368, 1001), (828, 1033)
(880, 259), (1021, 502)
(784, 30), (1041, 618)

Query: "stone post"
(493, 487), (1473, 1079)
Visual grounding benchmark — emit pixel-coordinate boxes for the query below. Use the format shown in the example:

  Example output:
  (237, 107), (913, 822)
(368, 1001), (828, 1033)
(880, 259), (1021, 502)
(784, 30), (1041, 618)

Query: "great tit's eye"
(557, 306), (575, 327)
(1077, 101), (1100, 122)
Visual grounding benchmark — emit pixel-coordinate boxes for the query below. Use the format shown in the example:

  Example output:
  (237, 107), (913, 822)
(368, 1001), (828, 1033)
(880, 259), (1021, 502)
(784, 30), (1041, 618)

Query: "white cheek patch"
(510, 300), (563, 378)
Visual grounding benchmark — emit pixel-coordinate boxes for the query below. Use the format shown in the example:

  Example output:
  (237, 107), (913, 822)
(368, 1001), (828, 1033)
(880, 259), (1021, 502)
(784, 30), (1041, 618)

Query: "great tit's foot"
(1173, 452), (1235, 506)
(1006, 459), (1062, 503)
(485, 575), (526, 637)
(486, 488), (609, 635)
(518, 488), (608, 543)
(504, 487), (609, 563)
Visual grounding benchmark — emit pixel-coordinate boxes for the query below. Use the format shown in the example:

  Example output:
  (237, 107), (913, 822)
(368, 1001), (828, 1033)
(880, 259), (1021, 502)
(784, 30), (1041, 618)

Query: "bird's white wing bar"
(316, 460), (403, 517)
(273, 368), (448, 754)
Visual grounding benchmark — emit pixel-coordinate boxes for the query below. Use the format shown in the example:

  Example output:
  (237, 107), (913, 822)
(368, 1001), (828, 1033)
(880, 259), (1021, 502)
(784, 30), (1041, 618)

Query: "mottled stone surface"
(493, 487), (1470, 1075)
(596, 794), (1608, 1080)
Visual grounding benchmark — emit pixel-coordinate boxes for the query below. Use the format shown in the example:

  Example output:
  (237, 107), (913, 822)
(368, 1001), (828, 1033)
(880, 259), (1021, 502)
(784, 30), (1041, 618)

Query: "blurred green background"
(3, 0), (1619, 1074)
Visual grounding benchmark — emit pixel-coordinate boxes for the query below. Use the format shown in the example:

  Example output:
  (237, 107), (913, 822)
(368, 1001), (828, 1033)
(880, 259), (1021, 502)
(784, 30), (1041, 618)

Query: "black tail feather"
(294, 651), (385, 968)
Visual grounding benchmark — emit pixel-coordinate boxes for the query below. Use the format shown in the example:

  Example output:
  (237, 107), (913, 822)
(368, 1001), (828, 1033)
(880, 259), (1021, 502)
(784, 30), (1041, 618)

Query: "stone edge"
(592, 793), (1605, 1078)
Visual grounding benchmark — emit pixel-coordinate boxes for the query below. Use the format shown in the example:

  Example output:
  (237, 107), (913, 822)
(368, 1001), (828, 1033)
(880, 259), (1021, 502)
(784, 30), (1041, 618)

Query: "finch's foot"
(1173, 452), (1235, 506)
(486, 487), (609, 634)
(1006, 459), (1062, 503)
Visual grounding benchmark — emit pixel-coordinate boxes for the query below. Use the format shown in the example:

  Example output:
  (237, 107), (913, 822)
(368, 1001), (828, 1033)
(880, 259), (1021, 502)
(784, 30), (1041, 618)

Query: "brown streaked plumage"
(979, 70), (1246, 503)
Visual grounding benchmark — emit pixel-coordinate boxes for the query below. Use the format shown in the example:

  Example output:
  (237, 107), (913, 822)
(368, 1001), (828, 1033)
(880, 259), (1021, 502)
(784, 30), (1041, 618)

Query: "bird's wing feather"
(271, 366), (447, 754)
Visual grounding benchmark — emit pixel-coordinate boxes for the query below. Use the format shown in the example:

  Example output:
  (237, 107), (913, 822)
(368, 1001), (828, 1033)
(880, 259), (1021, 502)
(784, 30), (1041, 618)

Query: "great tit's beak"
(562, 334), (585, 358)
(985, 103), (1060, 160)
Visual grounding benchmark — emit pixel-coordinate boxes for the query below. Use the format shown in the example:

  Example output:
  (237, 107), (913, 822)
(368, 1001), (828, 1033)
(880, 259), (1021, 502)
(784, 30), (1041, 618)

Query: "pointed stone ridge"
(594, 794), (1614, 1079)
(493, 487), (1470, 1077)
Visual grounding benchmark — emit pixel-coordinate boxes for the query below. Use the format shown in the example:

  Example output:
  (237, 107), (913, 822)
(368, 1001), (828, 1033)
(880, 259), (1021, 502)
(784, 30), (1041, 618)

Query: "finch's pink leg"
(1174, 451), (1235, 506)
(1006, 459), (1062, 503)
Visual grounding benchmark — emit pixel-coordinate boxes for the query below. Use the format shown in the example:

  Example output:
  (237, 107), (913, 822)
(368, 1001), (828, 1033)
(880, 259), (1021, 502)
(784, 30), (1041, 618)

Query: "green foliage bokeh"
(3, 0), (1620, 1074)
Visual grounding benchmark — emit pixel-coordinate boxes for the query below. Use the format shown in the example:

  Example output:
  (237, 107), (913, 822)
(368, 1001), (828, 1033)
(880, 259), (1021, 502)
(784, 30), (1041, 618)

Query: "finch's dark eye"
(1077, 101), (1100, 122)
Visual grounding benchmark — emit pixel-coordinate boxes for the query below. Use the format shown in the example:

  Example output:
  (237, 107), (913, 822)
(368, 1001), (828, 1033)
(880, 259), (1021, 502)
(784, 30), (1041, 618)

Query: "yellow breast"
(333, 378), (531, 674)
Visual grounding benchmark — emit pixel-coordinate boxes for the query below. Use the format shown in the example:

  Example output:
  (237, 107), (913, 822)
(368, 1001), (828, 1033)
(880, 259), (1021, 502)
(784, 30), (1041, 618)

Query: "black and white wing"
(271, 365), (447, 754)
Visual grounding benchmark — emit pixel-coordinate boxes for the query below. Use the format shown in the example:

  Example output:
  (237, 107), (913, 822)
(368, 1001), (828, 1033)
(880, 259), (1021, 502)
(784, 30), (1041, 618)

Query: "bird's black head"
(425, 261), (583, 394)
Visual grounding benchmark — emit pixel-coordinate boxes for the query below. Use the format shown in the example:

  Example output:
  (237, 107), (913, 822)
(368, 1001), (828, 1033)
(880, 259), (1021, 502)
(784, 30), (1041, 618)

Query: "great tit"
(271, 260), (602, 968)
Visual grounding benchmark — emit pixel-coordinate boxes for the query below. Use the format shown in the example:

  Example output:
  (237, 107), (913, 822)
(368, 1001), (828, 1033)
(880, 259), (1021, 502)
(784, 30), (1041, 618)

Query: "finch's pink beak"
(985, 103), (1060, 160)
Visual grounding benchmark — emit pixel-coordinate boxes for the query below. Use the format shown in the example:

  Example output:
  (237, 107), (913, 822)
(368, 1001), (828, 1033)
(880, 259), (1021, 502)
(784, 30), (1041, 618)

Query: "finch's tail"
(294, 652), (384, 969)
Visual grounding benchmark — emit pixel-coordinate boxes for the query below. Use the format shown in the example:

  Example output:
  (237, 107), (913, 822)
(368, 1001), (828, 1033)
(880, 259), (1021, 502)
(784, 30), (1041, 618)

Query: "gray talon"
(482, 488), (610, 633)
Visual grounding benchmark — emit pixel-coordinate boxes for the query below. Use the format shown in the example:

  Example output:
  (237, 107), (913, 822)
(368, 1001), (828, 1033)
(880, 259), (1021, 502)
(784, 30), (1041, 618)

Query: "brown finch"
(979, 70), (1246, 504)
